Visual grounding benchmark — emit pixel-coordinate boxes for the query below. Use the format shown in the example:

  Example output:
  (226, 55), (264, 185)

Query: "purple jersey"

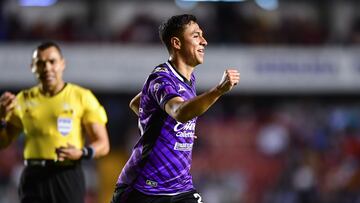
(117, 61), (197, 195)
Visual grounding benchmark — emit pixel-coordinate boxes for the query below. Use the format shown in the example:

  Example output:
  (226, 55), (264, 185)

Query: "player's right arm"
(165, 69), (240, 123)
(0, 92), (22, 149)
(129, 92), (141, 116)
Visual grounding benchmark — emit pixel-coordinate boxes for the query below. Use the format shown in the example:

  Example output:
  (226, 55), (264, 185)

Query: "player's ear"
(171, 37), (181, 50)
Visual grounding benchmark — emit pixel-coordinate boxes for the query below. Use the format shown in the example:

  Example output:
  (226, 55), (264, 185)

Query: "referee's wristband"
(81, 146), (95, 160)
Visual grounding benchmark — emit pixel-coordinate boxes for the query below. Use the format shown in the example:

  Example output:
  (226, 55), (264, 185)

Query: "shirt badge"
(57, 117), (72, 136)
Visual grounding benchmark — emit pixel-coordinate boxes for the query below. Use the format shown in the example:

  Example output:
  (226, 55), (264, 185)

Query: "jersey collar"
(166, 61), (192, 86)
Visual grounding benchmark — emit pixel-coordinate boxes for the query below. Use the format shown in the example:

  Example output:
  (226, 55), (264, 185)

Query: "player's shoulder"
(149, 63), (175, 81)
(144, 64), (172, 88)
(152, 63), (170, 75)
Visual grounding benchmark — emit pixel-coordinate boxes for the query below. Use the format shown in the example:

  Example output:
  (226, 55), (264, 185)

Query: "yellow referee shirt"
(8, 83), (107, 160)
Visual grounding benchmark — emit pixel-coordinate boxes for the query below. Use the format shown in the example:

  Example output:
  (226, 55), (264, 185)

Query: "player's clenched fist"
(216, 69), (240, 94)
(0, 92), (17, 119)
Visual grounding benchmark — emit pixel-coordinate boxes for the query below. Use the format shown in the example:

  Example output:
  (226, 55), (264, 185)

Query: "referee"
(0, 41), (110, 203)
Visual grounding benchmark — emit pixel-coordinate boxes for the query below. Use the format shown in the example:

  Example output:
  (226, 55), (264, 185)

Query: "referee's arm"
(0, 92), (22, 149)
(83, 122), (110, 158)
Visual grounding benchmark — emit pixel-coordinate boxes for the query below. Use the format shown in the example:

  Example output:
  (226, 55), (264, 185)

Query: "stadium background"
(1, 0), (360, 202)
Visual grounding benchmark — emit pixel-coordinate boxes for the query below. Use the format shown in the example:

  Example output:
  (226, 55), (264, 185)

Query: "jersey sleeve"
(148, 74), (181, 110)
(81, 90), (108, 124)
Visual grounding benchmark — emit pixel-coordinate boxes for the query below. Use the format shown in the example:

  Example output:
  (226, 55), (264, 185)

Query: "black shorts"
(18, 163), (85, 203)
(111, 184), (204, 203)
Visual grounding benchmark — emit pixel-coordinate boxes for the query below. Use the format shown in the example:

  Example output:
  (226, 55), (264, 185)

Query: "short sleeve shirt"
(8, 83), (107, 160)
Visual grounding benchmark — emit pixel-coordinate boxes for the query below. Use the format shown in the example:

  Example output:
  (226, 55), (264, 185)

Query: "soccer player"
(0, 41), (110, 203)
(111, 14), (240, 203)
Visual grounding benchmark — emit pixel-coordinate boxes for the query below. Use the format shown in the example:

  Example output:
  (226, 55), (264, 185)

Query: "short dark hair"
(159, 14), (197, 52)
(35, 41), (63, 57)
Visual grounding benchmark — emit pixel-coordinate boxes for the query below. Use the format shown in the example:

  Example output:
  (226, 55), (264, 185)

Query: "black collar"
(167, 60), (192, 86)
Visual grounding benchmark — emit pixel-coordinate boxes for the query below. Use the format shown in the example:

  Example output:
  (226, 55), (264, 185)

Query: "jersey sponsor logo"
(176, 131), (195, 138)
(57, 117), (72, 136)
(178, 84), (186, 92)
(174, 119), (196, 132)
(174, 119), (196, 138)
(174, 142), (193, 151)
(146, 180), (158, 187)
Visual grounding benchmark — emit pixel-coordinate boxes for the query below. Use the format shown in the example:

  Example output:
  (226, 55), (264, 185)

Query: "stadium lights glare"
(175, 0), (198, 10)
(19, 0), (57, 7)
(175, 0), (248, 9)
(177, 0), (279, 11)
(255, 0), (278, 10)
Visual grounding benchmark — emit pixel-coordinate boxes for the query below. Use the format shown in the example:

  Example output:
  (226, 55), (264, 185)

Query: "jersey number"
(193, 193), (203, 203)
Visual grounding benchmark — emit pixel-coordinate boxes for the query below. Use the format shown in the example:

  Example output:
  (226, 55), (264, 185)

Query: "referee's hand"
(55, 143), (82, 161)
(0, 92), (17, 119)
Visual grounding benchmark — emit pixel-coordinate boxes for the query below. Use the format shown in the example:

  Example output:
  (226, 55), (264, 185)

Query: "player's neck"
(169, 57), (194, 81)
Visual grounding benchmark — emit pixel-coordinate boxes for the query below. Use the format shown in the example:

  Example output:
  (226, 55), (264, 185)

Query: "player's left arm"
(165, 69), (239, 123)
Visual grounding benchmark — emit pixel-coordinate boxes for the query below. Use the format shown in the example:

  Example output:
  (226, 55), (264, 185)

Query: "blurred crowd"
(192, 95), (360, 203)
(0, 0), (360, 45)
(2, 94), (360, 203)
